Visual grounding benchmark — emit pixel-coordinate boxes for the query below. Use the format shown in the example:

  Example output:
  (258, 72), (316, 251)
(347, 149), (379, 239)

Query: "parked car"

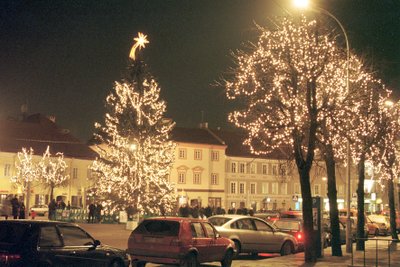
(272, 218), (305, 251)
(381, 210), (400, 232)
(208, 214), (298, 257)
(367, 215), (389, 236)
(127, 217), (235, 267)
(30, 204), (48, 216)
(0, 220), (129, 267)
(323, 217), (368, 245)
(254, 210), (280, 223)
(280, 210), (303, 219)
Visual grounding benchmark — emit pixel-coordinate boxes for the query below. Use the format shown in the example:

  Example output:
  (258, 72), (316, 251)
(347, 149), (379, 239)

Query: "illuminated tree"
(38, 146), (70, 201)
(370, 100), (400, 241)
(346, 75), (391, 250)
(92, 33), (176, 215)
(225, 16), (347, 261)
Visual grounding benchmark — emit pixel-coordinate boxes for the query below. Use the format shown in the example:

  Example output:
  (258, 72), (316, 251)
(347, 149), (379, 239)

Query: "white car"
(30, 204), (48, 216)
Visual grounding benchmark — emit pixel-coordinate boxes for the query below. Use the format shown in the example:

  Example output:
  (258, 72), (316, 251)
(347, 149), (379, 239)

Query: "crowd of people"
(1, 195), (25, 219)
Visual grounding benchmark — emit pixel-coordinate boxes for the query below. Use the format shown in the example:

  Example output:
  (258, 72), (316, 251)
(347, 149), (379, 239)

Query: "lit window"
(72, 168), (78, 179)
(239, 163), (245, 173)
(314, 184), (321, 196)
(179, 148), (187, 159)
(193, 172), (201, 184)
(239, 182), (245, 194)
(250, 183), (256, 194)
(211, 173), (218, 185)
(230, 182), (237, 194)
(194, 149), (202, 160)
(178, 172), (186, 184)
(211, 151), (219, 161)
(4, 164), (11, 176)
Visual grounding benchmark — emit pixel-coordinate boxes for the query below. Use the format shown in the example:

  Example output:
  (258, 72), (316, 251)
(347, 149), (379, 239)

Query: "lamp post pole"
(293, 0), (351, 253)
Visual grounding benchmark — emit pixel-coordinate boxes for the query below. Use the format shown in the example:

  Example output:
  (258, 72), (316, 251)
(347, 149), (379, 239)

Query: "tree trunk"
(50, 185), (54, 202)
(324, 144), (342, 256)
(388, 175), (399, 240)
(299, 166), (316, 262)
(356, 158), (366, 251)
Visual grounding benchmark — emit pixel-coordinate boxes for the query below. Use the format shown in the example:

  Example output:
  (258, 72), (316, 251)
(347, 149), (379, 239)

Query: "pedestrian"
(19, 202), (25, 219)
(48, 199), (57, 220)
(66, 201), (71, 210)
(95, 202), (103, 223)
(59, 200), (66, 210)
(11, 195), (19, 219)
(88, 203), (96, 223)
(2, 196), (12, 220)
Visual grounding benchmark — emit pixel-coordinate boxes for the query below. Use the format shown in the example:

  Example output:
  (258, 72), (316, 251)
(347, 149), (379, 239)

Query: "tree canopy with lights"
(92, 33), (176, 215)
(225, 15), (352, 261)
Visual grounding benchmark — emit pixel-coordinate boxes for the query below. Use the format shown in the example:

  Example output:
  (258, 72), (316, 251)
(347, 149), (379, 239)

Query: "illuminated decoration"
(129, 32), (149, 60)
(38, 146), (70, 200)
(11, 148), (39, 190)
(92, 33), (176, 215)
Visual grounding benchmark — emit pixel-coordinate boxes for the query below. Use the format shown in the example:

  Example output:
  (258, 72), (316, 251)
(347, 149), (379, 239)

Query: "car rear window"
(135, 220), (180, 236)
(274, 220), (301, 231)
(0, 223), (28, 244)
(208, 217), (231, 226)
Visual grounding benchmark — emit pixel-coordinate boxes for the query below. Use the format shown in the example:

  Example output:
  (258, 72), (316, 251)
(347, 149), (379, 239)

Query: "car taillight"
(296, 232), (303, 240)
(170, 239), (182, 246)
(0, 253), (21, 263)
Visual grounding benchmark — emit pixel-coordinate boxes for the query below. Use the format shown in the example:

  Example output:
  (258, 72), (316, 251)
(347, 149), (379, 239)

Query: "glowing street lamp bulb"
(293, 0), (309, 9)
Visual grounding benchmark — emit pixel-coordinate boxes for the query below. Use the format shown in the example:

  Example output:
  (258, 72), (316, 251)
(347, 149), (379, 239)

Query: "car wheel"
(233, 240), (241, 258)
(180, 253), (199, 267)
(280, 241), (293, 256)
(221, 249), (233, 267)
(109, 259), (125, 267)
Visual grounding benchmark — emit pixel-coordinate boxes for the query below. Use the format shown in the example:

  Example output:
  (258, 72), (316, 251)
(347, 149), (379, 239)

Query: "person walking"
(48, 199), (57, 220)
(19, 202), (25, 219)
(95, 202), (103, 223)
(88, 203), (96, 223)
(11, 195), (19, 219)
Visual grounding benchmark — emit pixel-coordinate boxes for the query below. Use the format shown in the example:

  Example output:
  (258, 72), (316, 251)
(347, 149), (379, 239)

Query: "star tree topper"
(129, 32), (149, 60)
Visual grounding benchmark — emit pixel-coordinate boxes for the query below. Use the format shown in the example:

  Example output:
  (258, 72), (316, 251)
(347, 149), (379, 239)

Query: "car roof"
(143, 216), (207, 223)
(209, 214), (257, 220)
(0, 219), (77, 227)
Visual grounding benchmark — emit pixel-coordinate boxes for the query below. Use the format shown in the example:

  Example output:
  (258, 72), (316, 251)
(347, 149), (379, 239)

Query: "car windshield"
(369, 216), (387, 224)
(0, 223), (28, 244)
(274, 220), (301, 231)
(134, 220), (180, 236)
(208, 217), (232, 226)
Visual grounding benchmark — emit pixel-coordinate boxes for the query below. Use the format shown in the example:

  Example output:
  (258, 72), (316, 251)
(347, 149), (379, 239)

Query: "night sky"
(1, 0), (399, 141)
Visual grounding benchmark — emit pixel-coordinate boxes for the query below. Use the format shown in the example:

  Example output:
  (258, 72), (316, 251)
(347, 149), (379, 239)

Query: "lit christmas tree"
(225, 15), (351, 261)
(38, 146), (70, 201)
(92, 32), (176, 215)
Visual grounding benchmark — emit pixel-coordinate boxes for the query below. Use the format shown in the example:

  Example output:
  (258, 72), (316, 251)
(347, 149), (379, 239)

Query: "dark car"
(0, 220), (129, 267)
(254, 211), (280, 223)
(127, 217), (235, 267)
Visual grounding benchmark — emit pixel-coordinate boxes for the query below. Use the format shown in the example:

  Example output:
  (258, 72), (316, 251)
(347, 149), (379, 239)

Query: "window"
(211, 151), (219, 161)
(253, 219), (272, 231)
(272, 165), (278, 175)
(193, 172), (201, 184)
(211, 173), (218, 185)
(191, 222), (206, 238)
(230, 182), (237, 194)
(294, 183), (300, 194)
(250, 183), (256, 194)
(4, 164), (11, 176)
(86, 168), (92, 179)
(261, 182), (269, 194)
(179, 148), (187, 159)
(239, 163), (245, 173)
(279, 164), (287, 176)
(314, 184), (321, 196)
(250, 163), (256, 174)
(178, 172), (186, 184)
(39, 226), (62, 247)
(239, 182), (245, 194)
(58, 226), (93, 246)
(262, 164), (268, 175)
(271, 182), (279, 194)
(231, 162), (237, 173)
(281, 183), (287, 195)
(72, 168), (78, 179)
(203, 223), (216, 238)
(194, 149), (202, 160)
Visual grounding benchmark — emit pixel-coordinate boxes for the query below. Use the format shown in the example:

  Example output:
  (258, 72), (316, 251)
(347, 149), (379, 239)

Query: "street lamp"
(293, 0), (352, 253)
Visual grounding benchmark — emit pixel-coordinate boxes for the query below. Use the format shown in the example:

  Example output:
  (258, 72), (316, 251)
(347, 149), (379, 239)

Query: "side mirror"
(93, 240), (101, 247)
(215, 233), (221, 238)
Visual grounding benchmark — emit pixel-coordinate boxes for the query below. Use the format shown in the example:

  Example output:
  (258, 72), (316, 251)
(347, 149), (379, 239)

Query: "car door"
(190, 222), (212, 263)
(57, 225), (108, 267)
(251, 218), (279, 252)
(203, 222), (226, 261)
(37, 225), (71, 267)
(233, 218), (259, 252)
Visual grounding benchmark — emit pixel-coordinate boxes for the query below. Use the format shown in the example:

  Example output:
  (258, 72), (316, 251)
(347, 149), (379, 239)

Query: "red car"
(127, 217), (236, 267)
